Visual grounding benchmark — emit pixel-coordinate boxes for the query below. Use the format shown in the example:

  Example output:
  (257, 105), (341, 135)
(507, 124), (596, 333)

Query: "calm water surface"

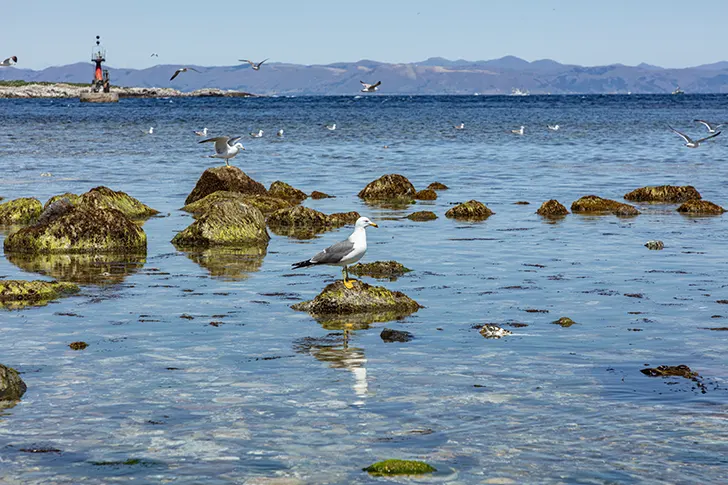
(1, 95), (727, 484)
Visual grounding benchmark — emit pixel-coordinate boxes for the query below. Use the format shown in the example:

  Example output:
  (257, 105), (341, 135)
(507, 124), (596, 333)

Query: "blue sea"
(1, 94), (727, 484)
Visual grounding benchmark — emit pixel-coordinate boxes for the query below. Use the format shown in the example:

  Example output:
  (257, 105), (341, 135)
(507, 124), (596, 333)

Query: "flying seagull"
(548, 124), (560, 131)
(360, 81), (381, 93)
(325, 123), (336, 131)
(194, 127), (208, 137)
(511, 126), (525, 135)
(454, 123), (465, 130)
(292, 217), (378, 289)
(250, 129), (263, 138)
(199, 136), (245, 166)
(170, 67), (200, 81)
(150, 53), (159, 57)
(669, 125), (721, 148)
(0, 56), (17, 67)
(694, 119), (725, 134)
(240, 59), (268, 71)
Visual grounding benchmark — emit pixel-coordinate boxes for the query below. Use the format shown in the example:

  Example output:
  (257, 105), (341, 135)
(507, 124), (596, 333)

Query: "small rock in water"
(348, 261), (412, 280)
(479, 324), (512, 339)
(380, 328), (414, 342)
(0, 197), (43, 226)
(69, 341), (88, 350)
(445, 200), (494, 221)
(536, 199), (569, 217)
(268, 181), (308, 203)
(363, 459), (436, 476)
(427, 182), (449, 190)
(645, 240), (664, 250)
(571, 195), (639, 216)
(676, 199), (726, 215)
(414, 189), (437, 200)
(0, 364), (27, 402)
(624, 185), (701, 203)
(358, 174), (416, 203)
(552, 317), (577, 327)
(407, 211), (437, 221)
(310, 190), (334, 199)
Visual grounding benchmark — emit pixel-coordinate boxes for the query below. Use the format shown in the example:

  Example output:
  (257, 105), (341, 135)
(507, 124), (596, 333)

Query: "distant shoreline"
(0, 82), (257, 99)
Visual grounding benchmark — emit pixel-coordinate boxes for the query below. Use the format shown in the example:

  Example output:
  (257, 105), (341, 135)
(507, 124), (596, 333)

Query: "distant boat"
(672, 86), (685, 95)
(511, 87), (529, 96)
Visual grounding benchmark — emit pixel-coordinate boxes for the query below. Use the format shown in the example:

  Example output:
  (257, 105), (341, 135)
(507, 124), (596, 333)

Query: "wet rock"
(0, 197), (43, 225)
(536, 199), (569, 217)
(552, 317), (577, 327)
(172, 199), (269, 248)
(624, 185), (701, 203)
(348, 261), (412, 280)
(36, 198), (75, 226)
(380, 328), (414, 342)
(445, 200), (494, 220)
(6, 252), (146, 285)
(358, 174), (416, 203)
(363, 459), (436, 476)
(310, 190), (334, 199)
(414, 189), (437, 200)
(327, 211), (360, 228)
(185, 166), (268, 205)
(44, 193), (81, 210)
(571, 195), (639, 216)
(79, 186), (158, 219)
(645, 240), (664, 250)
(69, 341), (88, 350)
(676, 199), (726, 215)
(407, 211), (437, 221)
(268, 181), (307, 203)
(0, 279), (79, 309)
(4, 207), (147, 254)
(267, 206), (329, 238)
(242, 196), (296, 215)
(514, 201), (530, 205)
(0, 364), (27, 402)
(427, 182), (449, 190)
(182, 191), (293, 217)
(640, 364), (697, 378)
(479, 324), (512, 339)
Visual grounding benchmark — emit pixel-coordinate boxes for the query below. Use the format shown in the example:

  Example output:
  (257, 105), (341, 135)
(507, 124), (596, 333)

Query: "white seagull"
(511, 126), (525, 135)
(669, 125), (721, 148)
(143, 127), (154, 135)
(199, 136), (245, 165)
(0, 56), (17, 67)
(360, 81), (381, 93)
(150, 53), (159, 58)
(694, 119), (725, 134)
(194, 127), (208, 137)
(548, 124), (560, 131)
(240, 58), (268, 71)
(250, 129), (263, 138)
(277, 129), (284, 137)
(170, 67), (200, 81)
(292, 217), (378, 289)
(326, 123), (336, 131)
(454, 123), (465, 130)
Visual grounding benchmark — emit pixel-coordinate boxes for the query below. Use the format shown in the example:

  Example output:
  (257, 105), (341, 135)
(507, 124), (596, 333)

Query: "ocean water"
(1, 94), (727, 484)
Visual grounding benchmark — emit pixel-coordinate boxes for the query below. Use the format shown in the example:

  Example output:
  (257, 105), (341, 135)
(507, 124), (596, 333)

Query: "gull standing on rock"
(669, 125), (721, 148)
(143, 127), (154, 135)
(360, 81), (381, 92)
(511, 126), (525, 135)
(277, 129), (284, 137)
(694, 119), (725, 134)
(326, 123), (336, 131)
(548, 124), (560, 131)
(454, 123), (465, 130)
(170, 67), (200, 81)
(194, 127), (208, 137)
(0, 56), (18, 67)
(292, 217), (378, 289)
(240, 59), (268, 71)
(250, 129), (263, 138)
(199, 136), (245, 166)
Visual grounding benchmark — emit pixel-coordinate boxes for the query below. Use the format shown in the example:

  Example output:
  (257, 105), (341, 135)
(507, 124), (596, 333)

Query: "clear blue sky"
(4, 0), (727, 70)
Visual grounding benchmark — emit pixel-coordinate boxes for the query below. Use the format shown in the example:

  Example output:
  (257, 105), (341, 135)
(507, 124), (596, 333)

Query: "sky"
(3, 0), (727, 70)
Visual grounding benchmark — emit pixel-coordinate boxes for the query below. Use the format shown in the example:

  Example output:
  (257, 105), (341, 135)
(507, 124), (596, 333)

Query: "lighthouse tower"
(80, 35), (118, 102)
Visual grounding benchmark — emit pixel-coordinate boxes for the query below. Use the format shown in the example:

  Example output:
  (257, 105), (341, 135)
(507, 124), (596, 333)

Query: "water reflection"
(177, 246), (266, 279)
(6, 252), (146, 285)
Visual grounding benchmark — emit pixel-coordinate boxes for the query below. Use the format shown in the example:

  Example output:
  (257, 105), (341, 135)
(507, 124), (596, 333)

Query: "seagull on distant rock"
(277, 129), (284, 137)
(292, 216), (378, 289)
(250, 129), (263, 138)
(170, 67), (200, 81)
(143, 127), (154, 135)
(454, 123), (465, 130)
(0, 56), (17, 67)
(199, 136), (245, 166)
(694, 119), (725, 134)
(240, 59), (268, 71)
(511, 126), (525, 135)
(548, 124), (560, 131)
(669, 125), (721, 148)
(360, 81), (381, 92)
(194, 127), (208, 137)
(325, 123), (336, 131)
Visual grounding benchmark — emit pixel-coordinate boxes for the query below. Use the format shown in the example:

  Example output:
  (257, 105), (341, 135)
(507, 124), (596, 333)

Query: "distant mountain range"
(2, 56), (728, 95)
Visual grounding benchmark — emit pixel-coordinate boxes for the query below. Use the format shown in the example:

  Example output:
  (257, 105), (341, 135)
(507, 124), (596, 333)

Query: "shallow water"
(1, 94), (728, 484)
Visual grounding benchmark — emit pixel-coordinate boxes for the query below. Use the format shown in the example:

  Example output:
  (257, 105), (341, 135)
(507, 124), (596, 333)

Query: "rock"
(571, 195), (639, 216)
(640, 364), (698, 378)
(363, 459), (436, 476)
(69, 341), (88, 350)
(414, 189), (437, 200)
(172, 199), (269, 248)
(36, 198), (75, 226)
(445, 200), (494, 220)
(4, 207), (147, 254)
(407, 211), (437, 221)
(0, 280), (79, 309)
(185, 166), (268, 205)
(268, 181), (307, 203)
(0, 197), (43, 225)
(380, 328), (414, 342)
(327, 211), (360, 228)
(676, 199), (726, 215)
(182, 191), (293, 217)
(479, 324), (512, 339)
(242, 196), (296, 215)
(0, 364), (27, 402)
(267, 206), (329, 238)
(427, 182), (449, 190)
(552, 317), (577, 327)
(624, 185), (701, 203)
(348, 261), (412, 280)
(514, 201), (530, 205)
(536, 199), (569, 217)
(645, 240), (665, 250)
(6, 252), (146, 285)
(358, 174), (416, 202)
(310, 191), (334, 199)
(44, 193), (81, 210)
(79, 186), (159, 219)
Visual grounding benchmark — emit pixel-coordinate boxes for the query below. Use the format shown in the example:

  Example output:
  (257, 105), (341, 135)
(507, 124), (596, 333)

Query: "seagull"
(694, 119), (725, 134)
(150, 53), (159, 57)
(170, 67), (200, 81)
(668, 125), (721, 148)
(291, 217), (378, 289)
(240, 58), (268, 71)
(143, 127), (154, 135)
(250, 129), (263, 138)
(199, 136), (245, 166)
(511, 126), (525, 135)
(360, 81), (381, 93)
(194, 127), (208, 137)
(0, 56), (17, 67)
(454, 123), (465, 130)
(548, 124), (560, 131)
(277, 129), (284, 137)
(326, 123), (336, 131)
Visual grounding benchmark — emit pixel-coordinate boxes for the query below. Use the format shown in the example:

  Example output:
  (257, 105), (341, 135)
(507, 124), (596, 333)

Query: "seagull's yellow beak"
(369, 222), (378, 228)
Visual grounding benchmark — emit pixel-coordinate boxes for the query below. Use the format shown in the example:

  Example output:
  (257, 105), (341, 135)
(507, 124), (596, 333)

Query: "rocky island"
(0, 81), (256, 99)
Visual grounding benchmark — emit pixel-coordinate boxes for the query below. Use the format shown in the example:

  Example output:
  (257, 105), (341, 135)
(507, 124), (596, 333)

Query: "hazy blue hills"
(2, 56), (728, 95)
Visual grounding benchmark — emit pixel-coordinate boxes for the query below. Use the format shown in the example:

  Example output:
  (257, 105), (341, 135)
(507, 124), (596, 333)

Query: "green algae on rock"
(358, 174), (416, 202)
(363, 459), (436, 476)
(624, 185), (701, 203)
(267, 206), (329, 236)
(69, 341), (88, 350)
(185, 166), (268, 205)
(414, 188), (437, 200)
(44, 193), (82, 210)
(182, 191), (293, 217)
(427, 182), (449, 190)
(0, 364), (27, 402)
(172, 200), (269, 248)
(0, 197), (43, 226)
(0, 279), (79, 310)
(327, 211), (360, 228)
(676, 199), (726, 215)
(268, 181), (307, 203)
(407, 210), (437, 221)
(78, 186), (159, 219)
(310, 190), (334, 199)
(348, 261), (412, 280)
(445, 200), (494, 221)
(640, 365), (697, 378)
(6, 252), (147, 285)
(552, 317), (577, 327)
(571, 195), (639, 216)
(536, 199), (569, 217)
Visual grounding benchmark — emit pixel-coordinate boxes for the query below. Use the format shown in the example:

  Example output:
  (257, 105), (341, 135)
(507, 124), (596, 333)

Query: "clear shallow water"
(1, 95), (727, 484)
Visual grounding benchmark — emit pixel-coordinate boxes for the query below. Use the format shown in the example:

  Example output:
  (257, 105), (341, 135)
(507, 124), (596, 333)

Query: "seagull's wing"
(695, 131), (721, 144)
(240, 60), (255, 66)
(694, 120), (714, 131)
(199, 136), (230, 155)
(1, 57), (12, 65)
(257, 58), (269, 67)
(227, 136), (242, 146)
(371, 81), (381, 88)
(309, 239), (356, 265)
(668, 125), (692, 144)
(170, 69), (182, 81)
(360, 81), (370, 88)
(188, 67), (201, 73)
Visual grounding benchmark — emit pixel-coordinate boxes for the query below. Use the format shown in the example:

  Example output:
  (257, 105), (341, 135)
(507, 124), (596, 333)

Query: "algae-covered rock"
(571, 195), (639, 216)
(267, 206), (330, 238)
(363, 459), (436, 476)
(414, 189), (437, 200)
(185, 166), (268, 205)
(242, 195), (295, 215)
(445, 200), (494, 220)
(645, 240), (665, 250)
(310, 190), (334, 199)
(407, 211), (437, 221)
(536, 199), (569, 217)
(4, 207), (147, 254)
(479, 324), (512, 339)
(640, 364), (698, 378)
(6, 252), (146, 285)
(172, 199), (269, 248)
(69, 341), (88, 350)
(0, 197), (43, 225)
(44, 193), (82, 210)
(0, 364), (27, 402)
(552, 317), (577, 327)
(358, 174), (416, 202)
(624, 185), (701, 203)
(180, 246), (266, 279)
(676, 199), (725, 215)
(380, 328), (414, 343)
(79, 186), (159, 219)
(0, 279), (79, 310)
(182, 191), (293, 217)
(427, 182), (449, 190)
(269, 181), (307, 203)
(327, 211), (360, 228)
(349, 261), (412, 280)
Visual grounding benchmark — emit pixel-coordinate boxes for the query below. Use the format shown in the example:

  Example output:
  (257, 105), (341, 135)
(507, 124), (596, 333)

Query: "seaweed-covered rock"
(44, 193), (81, 210)
(552, 317), (577, 327)
(536, 199), (569, 217)
(268, 181), (307, 203)
(349, 261), (412, 280)
(445, 200), (494, 220)
(427, 182), (449, 190)
(4, 207), (147, 254)
(0, 364), (27, 402)
(310, 190), (334, 199)
(407, 211), (437, 221)
(182, 191), (293, 217)
(172, 199), (269, 248)
(267, 206), (329, 234)
(645, 240), (665, 250)
(0, 197), (43, 225)
(479, 324), (512, 339)
(363, 459), (436, 476)
(0, 280), (79, 309)
(242, 195), (295, 215)
(640, 364), (698, 378)
(79, 186), (159, 219)
(571, 195), (639, 216)
(380, 328), (414, 343)
(676, 199), (725, 215)
(358, 174), (416, 201)
(624, 185), (701, 203)
(414, 189), (437, 200)
(69, 341), (88, 350)
(327, 211), (360, 228)
(185, 166), (268, 205)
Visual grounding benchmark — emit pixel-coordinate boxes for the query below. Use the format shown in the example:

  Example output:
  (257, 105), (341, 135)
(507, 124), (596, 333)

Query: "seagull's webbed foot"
(343, 278), (354, 289)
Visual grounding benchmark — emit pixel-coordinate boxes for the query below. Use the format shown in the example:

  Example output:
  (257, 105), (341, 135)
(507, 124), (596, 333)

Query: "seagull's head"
(356, 217), (378, 229)
(234, 143), (245, 151)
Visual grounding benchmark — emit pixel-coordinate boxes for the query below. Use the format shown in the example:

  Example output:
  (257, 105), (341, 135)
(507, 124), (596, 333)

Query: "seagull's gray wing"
(188, 67), (201, 73)
(668, 126), (692, 144)
(360, 81), (370, 88)
(258, 58), (269, 67)
(240, 59), (255, 66)
(695, 131), (721, 144)
(199, 136), (230, 154)
(310, 239), (356, 265)
(371, 81), (381, 88)
(694, 120), (714, 131)
(170, 69), (183, 81)
(227, 136), (242, 146)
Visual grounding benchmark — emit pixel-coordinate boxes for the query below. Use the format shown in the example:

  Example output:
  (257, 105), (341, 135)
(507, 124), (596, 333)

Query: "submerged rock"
(180, 246), (266, 279)
(676, 199), (726, 215)
(624, 185), (701, 203)
(0, 279), (79, 309)
(445, 200), (494, 220)
(349, 261), (412, 280)
(645, 240), (665, 250)
(380, 328), (414, 343)
(552, 317), (577, 327)
(427, 182), (449, 190)
(407, 211), (437, 221)
(44, 193), (81, 210)
(185, 166), (267, 205)
(571, 195), (639, 216)
(172, 199), (269, 248)
(182, 191), (292, 217)
(310, 190), (334, 199)
(0, 364), (27, 402)
(414, 189), (437, 200)
(363, 459), (436, 476)
(79, 186), (158, 219)
(536, 199), (569, 217)
(69, 341), (88, 350)
(479, 324), (512, 339)
(358, 174), (416, 203)
(6, 252), (147, 285)
(640, 364), (698, 378)
(268, 181), (307, 203)
(0, 197), (43, 225)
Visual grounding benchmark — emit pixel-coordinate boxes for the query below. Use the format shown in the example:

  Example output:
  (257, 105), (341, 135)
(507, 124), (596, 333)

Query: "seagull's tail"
(292, 260), (315, 270)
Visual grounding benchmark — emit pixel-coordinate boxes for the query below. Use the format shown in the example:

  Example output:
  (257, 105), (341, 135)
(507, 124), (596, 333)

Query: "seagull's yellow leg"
(343, 266), (354, 289)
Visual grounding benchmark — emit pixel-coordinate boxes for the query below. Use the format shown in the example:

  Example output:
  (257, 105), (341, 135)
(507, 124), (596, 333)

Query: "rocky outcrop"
(172, 199), (269, 248)
(414, 189), (437, 200)
(349, 261), (412, 280)
(181, 191), (292, 217)
(310, 191), (334, 199)
(676, 199), (725, 215)
(380, 328), (414, 343)
(0, 83), (255, 99)
(0, 197), (43, 225)
(268, 181), (307, 203)
(427, 182), (449, 190)
(267, 207), (359, 238)
(44, 193), (81, 210)
(0, 279), (80, 309)
(79, 186), (158, 219)
(571, 195), (639, 216)
(326, 211), (360, 228)
(363, 460), (436, 476)
(640, 364), (697, 378)
(358, 174), (416, 203)
(445, 200), (494, 220)
(69, 342), (88, 350)
(407, 211), (437, 221)
(0, 364), (27, 402)
(536, 199), (569, 217)
(185, 166), (267, 205)
(552, 317), (577, 327)
(624, 185), (701, 203)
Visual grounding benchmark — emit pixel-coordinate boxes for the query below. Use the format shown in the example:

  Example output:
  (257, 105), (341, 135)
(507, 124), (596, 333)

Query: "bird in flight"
(170, 67), (200, 81)
(669, 125), (721, 148)
(240, 59), (269, 71)
(360, 81), (381, 92)
(694, 119), (725, 134)
(0, 56), (18, 67)
(199, 136), (245, 166)
(150, 53), (159, 57)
